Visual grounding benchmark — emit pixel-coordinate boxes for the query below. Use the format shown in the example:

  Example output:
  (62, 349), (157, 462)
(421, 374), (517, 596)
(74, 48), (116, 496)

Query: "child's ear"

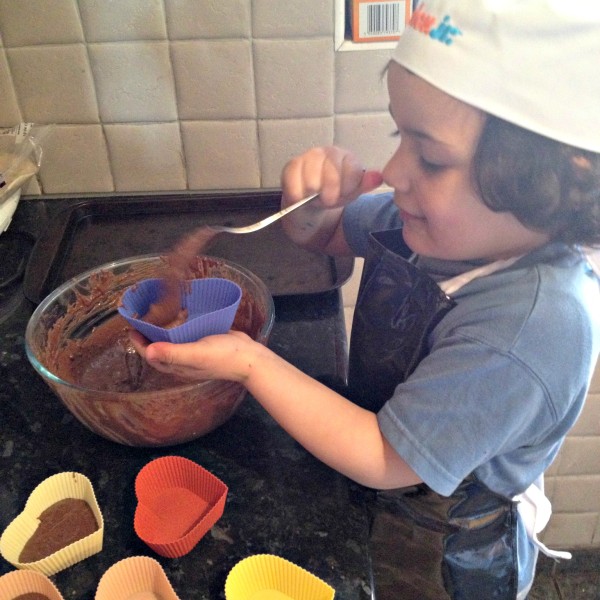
(570, 154), (593, 183)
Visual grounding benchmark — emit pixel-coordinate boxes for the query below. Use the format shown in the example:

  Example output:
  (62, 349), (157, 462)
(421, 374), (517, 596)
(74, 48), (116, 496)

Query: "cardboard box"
(351, 0), (412, 43)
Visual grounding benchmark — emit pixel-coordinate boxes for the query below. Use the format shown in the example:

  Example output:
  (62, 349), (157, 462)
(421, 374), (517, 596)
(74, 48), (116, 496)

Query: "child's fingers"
(360, 169), (385, 194)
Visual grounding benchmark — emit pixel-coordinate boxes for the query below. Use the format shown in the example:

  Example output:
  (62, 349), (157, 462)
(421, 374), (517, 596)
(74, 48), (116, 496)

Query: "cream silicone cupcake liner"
(0, 471), (104, 576)
(0, 568), (65, 600)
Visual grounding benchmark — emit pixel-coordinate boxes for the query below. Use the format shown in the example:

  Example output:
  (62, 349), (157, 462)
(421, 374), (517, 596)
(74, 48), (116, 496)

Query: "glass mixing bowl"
(25, 254), (275, 447)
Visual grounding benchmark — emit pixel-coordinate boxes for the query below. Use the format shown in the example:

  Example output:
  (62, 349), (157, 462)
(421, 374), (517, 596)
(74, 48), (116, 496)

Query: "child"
(132, 1), (600, 597)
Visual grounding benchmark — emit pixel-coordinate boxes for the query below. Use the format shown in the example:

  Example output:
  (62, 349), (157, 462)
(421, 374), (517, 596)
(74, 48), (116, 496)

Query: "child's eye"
(419, 156), (445, 173)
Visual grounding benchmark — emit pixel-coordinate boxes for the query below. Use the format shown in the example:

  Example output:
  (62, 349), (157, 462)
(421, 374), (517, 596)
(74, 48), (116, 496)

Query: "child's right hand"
(281, 146), (383, 209)
(279, 146), (383, 253)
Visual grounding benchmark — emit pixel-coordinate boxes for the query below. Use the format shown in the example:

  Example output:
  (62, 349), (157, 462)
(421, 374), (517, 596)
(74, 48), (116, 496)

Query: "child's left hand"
(129, 329), (259, 383)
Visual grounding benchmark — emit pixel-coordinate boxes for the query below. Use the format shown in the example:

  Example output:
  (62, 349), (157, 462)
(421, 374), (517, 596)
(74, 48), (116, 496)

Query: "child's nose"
(382, 144), (411, 193)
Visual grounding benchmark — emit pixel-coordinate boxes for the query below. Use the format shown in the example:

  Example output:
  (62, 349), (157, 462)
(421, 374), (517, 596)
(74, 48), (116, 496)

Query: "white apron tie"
(513, 482), (572, 560)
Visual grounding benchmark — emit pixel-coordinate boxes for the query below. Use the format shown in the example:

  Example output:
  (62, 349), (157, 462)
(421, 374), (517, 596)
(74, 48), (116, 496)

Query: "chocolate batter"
(19, 498), (98, 563)
(64, 314), (183, 393)
(143, 226), (219, 327)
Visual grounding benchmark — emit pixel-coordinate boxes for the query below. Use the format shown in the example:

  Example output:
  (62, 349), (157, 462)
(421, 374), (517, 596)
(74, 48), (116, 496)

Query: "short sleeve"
(377, 336), (556, 497)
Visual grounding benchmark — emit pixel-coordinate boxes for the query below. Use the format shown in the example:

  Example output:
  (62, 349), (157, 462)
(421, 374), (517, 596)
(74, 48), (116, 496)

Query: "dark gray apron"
(348, 230), (519, 599)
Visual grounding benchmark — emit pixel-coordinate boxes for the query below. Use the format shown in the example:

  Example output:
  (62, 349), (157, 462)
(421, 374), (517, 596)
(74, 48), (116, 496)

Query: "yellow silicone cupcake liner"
(0, 568), (65, 600)
(95, 556), (181, 600)
(225, 554), (335, 600)
(0, 471), (104, 576)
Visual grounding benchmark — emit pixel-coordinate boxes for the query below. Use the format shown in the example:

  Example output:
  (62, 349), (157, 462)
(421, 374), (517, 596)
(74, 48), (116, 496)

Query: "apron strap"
(439, 255), (523, 296)
(583, 247), (600, 278)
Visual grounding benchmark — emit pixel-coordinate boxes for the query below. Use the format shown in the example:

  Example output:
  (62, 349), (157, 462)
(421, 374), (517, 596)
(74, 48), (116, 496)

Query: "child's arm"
(132, 330), (422, 491)
(280, 146), (383, 255)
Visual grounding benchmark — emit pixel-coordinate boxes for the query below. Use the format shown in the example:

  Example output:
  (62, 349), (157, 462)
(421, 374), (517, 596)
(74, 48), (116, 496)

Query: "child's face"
(384, 63), (549, 261)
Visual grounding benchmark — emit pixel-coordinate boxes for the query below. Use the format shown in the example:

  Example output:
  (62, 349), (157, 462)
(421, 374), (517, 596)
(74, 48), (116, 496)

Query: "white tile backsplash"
(335, 49), (391, 113)
(7, 45), (99, 123)
(89, 42), (177, 122)
(548, 475), (600, 513)
(257, 117), (334, 187)
(570, 391), (600, 436)
(0, 0), (83, 46)
(79, 0), (167, 42)
(254, 38), (334, 119)
(252, 0), (334, 38)
(554, 437), (600, 476)
(590, 361), (600, 390)
(0, 49), (20, 126)
(171, 40), (255, 120)
(541, 512), (597, 548)
(164, 0), (252, 40)
(105, 122), (186, 191)
(0, 0), (598, 549)
(181, 120), (260, 189)
(39, 124), (113, 193)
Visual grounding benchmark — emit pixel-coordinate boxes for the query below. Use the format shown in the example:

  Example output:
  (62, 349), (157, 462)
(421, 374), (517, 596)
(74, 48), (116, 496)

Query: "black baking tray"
(23, 191), (354, 304)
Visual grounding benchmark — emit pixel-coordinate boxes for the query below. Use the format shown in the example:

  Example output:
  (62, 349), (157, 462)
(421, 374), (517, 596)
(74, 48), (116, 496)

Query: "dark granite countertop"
(0, 196), (373, 599)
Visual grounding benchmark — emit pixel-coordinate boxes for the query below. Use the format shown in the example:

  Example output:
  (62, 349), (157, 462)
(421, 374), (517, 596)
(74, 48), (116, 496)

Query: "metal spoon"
(138, 194), (321, 332)
(207, 193), (319, 234)
(124, 342), (143, 391)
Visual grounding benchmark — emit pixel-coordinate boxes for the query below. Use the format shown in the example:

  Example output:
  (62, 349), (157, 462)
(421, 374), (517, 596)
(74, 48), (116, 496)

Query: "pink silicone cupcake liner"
(0, 569), (65, 600)
(95, 556), (181, 600)
(133, 455), (228, 558)
(119, 277), (242, 343)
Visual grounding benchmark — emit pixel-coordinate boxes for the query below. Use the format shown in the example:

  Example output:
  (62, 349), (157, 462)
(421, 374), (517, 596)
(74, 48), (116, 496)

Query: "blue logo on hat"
(409, 3), (462, 45)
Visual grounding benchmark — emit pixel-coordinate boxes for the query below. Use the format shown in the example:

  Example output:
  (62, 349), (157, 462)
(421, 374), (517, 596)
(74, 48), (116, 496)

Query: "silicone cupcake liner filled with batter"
(0, 472), (104, 576)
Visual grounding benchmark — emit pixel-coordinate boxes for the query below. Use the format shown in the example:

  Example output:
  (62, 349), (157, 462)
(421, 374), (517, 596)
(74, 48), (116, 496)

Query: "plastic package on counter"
(0, 122), (52, 234)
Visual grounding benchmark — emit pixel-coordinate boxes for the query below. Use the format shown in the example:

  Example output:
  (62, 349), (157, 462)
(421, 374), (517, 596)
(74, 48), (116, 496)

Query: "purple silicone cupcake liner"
(118, 277), (242, 343)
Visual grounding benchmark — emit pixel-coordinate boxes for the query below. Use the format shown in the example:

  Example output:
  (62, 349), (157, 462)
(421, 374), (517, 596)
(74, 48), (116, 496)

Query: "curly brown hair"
(473, 116), (600, 247)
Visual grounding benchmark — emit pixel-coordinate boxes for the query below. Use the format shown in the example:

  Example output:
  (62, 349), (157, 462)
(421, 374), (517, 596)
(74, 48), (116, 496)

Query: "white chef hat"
(392, 0), (600, 153)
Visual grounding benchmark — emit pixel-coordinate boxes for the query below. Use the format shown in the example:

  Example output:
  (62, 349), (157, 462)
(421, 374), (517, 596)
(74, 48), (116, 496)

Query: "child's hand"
(129, 329), (260, 383)
(279, 146), (383, 252)
(281, 146), (383, 209)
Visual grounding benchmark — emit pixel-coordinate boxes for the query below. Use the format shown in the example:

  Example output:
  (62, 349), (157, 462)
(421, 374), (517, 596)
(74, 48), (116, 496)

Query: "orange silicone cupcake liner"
(134, 455), (228, 558)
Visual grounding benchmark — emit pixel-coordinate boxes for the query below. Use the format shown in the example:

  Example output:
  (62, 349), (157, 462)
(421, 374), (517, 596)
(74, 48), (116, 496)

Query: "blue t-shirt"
(343, 192), (600, 593)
